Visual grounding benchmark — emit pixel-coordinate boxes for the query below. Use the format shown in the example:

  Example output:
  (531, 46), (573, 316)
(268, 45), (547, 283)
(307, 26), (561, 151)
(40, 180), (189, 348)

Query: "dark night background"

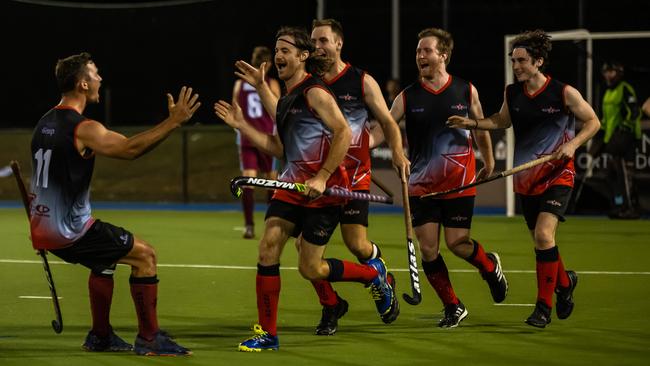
(2, 0), (649, 129)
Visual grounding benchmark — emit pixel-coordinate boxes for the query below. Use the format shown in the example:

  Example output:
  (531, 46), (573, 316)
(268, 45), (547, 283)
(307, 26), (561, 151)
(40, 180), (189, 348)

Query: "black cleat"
(438, 301), (468, 328)
(525, 301), (552, 328)
(556, 270), (578, 319)
(315, 296), (349, 335)
(82, 329), (133, 352)
(483, 252), (508, 303)
(243, 225), (255, 239)
(134, 331), (191, 356)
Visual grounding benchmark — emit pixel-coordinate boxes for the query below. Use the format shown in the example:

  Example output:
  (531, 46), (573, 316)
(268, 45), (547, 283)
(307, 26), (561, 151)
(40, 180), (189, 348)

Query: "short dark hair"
(602, 60), (624, 74)
(276, 26), (332, 76)
(251, 46), (272, 68)
(55, 52), (93, 93)
(510, 29), (552, 71)
(311, 18), (344, 41)
(417, 28), (454, 65)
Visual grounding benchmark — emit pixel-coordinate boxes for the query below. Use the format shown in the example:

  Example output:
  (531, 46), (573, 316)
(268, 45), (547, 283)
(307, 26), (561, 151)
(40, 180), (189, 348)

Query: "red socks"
(129, 276), (160, 341)
(422, 255), (459, 306)
(311, 280), (338, 307)
(465, 239), (496, 273)
(89, 272), (114, 337)
(556, 253), (570, 288)
(256, 264), (281, 336)
(535, 247), (560, 308)
(325, 258), (378, 283)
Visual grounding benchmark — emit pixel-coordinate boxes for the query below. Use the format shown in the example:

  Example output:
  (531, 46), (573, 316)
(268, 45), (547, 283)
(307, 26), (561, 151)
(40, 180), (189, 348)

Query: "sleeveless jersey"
(323, 63), (371, 191)
(506, 76), (576, 195)
(29, 106), (95, 249)
(274, 74), (350, 207)
(236, 80), (276, 147)
(403, 76), (477, 198)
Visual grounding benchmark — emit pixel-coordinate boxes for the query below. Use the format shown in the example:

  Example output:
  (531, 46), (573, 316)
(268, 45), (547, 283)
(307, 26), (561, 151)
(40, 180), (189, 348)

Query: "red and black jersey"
(323, 63), (371, 191)
(29, 106), (96, 249)
(403, 75), (477, 198)
(274, 74), (350, 207)
(506, 76), (576, 195)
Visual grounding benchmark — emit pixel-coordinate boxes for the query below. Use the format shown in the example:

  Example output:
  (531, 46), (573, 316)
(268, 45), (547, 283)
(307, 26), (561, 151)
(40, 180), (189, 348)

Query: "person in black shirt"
(447, 30), (600, 328)
(31, 52), (199, 355)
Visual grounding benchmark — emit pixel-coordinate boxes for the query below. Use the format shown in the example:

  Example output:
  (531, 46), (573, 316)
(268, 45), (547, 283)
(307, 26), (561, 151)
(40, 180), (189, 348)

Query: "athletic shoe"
(82, 330), (133, 352)
(483, 252), (508, 303)
(438, 301), (468, 328)
(134, 331), (192, 356)
(525, 301), (552, 328)
(243, 225), (255, 239)
(315, 295), (349, 335)
(238, 324), (279, 352)
(366, 258), (400, 323)
(556, 270), (578, 319)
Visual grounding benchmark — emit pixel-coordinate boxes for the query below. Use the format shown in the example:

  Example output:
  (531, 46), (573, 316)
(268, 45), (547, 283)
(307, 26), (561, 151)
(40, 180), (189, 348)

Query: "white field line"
(2, 259), (649, 275)
(493, 303), (535, 307)
(19, 296), (63, 300)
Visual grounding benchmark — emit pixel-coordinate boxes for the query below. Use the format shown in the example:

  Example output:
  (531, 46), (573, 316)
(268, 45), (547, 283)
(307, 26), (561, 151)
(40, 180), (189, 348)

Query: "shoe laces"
(251, 324), (269, 339)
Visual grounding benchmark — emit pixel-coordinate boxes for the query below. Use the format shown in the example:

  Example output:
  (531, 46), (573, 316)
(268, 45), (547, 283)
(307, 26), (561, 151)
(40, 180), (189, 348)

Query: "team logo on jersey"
(451, 103), (467, 111)
(344, 209), (361, 216)
(541, 106), (561, 114)
(119, 234), (130, 245)
(41, 127), (56, 136)
(338, 93), (357, 101)
(411, 107), (425, 113)
(289, 108), (302, 114)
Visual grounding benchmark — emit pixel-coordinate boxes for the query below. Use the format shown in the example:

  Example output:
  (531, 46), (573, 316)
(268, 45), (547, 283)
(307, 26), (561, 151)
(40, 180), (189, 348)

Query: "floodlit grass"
(1, 208), (649, 365)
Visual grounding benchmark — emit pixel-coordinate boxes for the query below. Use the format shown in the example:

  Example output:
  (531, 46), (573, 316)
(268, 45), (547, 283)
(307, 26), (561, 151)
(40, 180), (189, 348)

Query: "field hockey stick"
(371, 175), (394, 197)
(230, 176), (394, 204)
(10, 160), (63, 334)
(400, 169), (422, 305)
(420, 154), (556, 199)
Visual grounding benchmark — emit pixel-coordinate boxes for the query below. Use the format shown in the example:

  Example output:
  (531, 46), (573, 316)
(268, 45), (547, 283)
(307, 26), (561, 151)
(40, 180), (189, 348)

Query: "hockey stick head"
(403, 292), (422, 305)
(229, 176), (246, 198)
(52, 319), (63, 333)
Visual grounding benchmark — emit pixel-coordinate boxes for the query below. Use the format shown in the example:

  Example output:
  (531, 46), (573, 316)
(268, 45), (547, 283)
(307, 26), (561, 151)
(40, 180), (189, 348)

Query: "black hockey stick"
(10, 160), (63, 334)
(420, 154), (555, 199)
(400, 170), (422, 305)
(230, 176), (394, 204)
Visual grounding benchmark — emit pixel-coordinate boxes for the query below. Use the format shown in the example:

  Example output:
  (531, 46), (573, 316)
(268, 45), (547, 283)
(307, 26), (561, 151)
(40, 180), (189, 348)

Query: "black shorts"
(408, 196), (475, 229)
(265, 199), (341, 246)
(50, 219), (134, 275)
(340, 192), (370, 226)
(518, 185), (572, 230)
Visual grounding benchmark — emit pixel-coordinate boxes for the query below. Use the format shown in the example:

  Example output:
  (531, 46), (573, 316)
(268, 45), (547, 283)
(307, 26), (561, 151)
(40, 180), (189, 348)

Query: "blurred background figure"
(590, 61), (642, 219)
(383, 78), (401, 106)
(231, 46), (281, 238)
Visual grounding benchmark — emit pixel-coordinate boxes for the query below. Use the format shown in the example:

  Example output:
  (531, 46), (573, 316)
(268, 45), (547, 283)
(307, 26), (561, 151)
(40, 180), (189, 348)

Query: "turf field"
(1, 208), (649, 365)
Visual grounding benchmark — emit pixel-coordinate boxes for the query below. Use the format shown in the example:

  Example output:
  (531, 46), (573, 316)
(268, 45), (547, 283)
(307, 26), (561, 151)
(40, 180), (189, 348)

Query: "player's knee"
(297, 261), (322, 280)
(446, 237), (471, 255)
(258, 239), (281, 264)
(533, 230), (555, 248)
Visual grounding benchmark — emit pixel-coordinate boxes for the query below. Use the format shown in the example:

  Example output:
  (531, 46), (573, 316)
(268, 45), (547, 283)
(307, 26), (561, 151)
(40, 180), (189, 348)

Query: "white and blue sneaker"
(367, 258), (400, 323)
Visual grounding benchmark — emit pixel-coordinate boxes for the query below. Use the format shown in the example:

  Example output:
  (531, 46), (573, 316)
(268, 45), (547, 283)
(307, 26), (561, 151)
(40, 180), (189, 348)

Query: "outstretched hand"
(167, 86), (201, 125)
(214, 100), (245, 129)
(235, 60), (266, 88)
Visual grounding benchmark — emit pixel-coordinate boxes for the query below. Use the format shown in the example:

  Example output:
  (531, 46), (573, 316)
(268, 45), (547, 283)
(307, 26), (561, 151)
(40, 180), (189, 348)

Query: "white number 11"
(34, 148), (52, 188)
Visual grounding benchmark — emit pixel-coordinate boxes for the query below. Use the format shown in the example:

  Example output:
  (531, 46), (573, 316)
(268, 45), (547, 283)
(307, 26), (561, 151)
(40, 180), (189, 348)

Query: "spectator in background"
(642, 96), (650, 118)
(384, 78), (401, 106)
(232, 46), (281, 238)
(592, 61), (642, 219)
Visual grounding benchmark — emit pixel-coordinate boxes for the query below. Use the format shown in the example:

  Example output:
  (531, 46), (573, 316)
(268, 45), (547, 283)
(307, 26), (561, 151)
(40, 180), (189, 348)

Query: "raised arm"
(235, 61), (279, 120)
(468, 84), (494, 180)
(304, 87), (352, 196)
(214, 100), (283, 159)
(447, 90), (512, 130)
(363, 74), (410, 176)
(75, 86), (200, 160)
(555, 85), (600, 159)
